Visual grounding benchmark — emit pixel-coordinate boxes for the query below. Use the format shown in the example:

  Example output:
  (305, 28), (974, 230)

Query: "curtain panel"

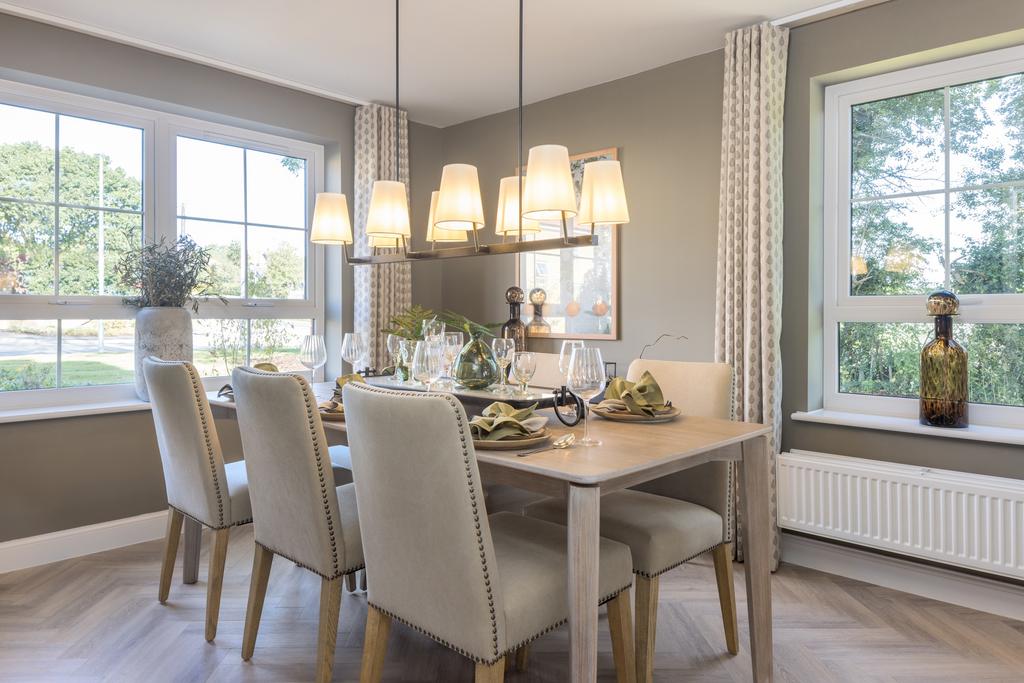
(353, 104), (412, 369)
(715, 23), (789, 570)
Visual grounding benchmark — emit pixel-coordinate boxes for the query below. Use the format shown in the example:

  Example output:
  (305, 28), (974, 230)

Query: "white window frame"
(0, 79), (325, 411)
(823, 44), (1024, 429)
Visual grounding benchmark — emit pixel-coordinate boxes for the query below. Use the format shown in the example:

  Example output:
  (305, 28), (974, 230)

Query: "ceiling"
(2, 0), (840, 127)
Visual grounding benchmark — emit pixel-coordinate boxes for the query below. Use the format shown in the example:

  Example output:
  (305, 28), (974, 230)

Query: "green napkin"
(331, 373), (365, 402)
(254, 362), (279, 372)
(600, 371), (671, 416)
(470, 402), (548, 441)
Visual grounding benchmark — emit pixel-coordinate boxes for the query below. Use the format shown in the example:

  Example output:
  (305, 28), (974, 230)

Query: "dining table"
(207, 379), (774, 683)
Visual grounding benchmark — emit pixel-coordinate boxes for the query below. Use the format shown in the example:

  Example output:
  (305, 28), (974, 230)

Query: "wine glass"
(491, 337), (515, 395)
(422, 317), (445, 342)
(341, 332), (367, 374)
(559, 340), (585, 384)
(442, 331), (464, 389)
(566, 347), (606, 446)
(412, 340), (444, 391)
(298, 334), (327, 380)
(386, 333), (403, 381)
(511, 351), (537, 397)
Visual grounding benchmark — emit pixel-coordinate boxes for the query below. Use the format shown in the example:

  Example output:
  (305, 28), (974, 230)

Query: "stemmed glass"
(491, 337), (515, 395)
(566, 347), (606, 446)
(422, 317), (445, 342)
(386, 333), (403, 382)
(559, 340), (585, 384)
(442, 331), (464, 389)
(412, 340), (444, 391)
(298, 334), (327, 380)
(511, 351), (537, 397)
(341, 332), (368, 374)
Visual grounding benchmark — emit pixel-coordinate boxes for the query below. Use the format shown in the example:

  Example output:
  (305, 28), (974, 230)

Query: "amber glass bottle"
(920, 290), (968, 428)
(501, 286), (527, 351)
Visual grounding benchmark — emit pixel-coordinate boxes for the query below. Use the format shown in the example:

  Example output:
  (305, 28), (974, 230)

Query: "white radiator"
(778, 450), (1024, 580)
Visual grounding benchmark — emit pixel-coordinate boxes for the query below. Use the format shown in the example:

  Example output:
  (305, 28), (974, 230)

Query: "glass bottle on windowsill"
(920, 289), (968, 428)
(501, 286), (527, 352)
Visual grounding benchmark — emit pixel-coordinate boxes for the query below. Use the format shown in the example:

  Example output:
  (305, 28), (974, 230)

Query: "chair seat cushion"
(224, 460), (253, 525)
(488, 511), (632, 651)
(524, 490), (723, 577)
(335, 482), (364, 573)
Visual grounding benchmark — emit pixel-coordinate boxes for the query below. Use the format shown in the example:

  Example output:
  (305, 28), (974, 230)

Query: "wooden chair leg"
(607, 591), (636, 683)
(712, 542), (739, 655)
(360, 604), (391, 683)
(241, 544), (274, 661)
(316, 577), (343, 683)
(474, 657), (505, 683)
(204, 527), (230, 642)
(346, 572), (357, 592)
(634, 575), (659, 683)
(158, 508), (183, 603)
(513, 644), (529, 672)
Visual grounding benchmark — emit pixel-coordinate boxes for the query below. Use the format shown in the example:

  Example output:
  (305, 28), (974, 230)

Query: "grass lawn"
(0, 359), (133, 389)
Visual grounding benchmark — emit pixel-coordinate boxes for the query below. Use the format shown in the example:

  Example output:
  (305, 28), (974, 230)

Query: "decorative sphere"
(505, 286), (525, 304)
(926, 289), (959, 316)
(591, 298), (609, 316)
(529, 287), (547, 306)
(565, 300), (581, 317)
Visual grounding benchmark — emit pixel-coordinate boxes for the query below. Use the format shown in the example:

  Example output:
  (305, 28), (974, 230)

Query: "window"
(824, 45), (1024, 427)
(0, 80), (324, 409)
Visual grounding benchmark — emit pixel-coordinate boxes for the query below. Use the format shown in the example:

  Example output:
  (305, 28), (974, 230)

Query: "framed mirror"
(515, 147), (619, 340)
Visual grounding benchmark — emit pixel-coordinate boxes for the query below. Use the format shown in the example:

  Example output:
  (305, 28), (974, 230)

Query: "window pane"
(851, 88), (945, 198)
(247, 150), (305, 228)
(58, 115), (143, 211)
(0, 103), (55, 202)
(250, 319), (312, 373)
(179, 219), (243, 297)
(193, 318), (247, 377)
(949, 187), (1024, 294)
(850, 194), (945, 295)
(176, 137), (244, 222)
(60, 319), (134, 387)
(963, 323), (1024, 407)
(950, 72), (1024, 188)
(59, 208), (142, 296)
(246, 226), (305, 299)
(839, 321), (931, 398)
(0, 200), (54, 295)
(0, 319), (57, 391)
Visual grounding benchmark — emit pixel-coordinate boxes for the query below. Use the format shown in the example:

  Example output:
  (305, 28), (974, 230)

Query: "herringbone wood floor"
(2, 525), (1023, 682)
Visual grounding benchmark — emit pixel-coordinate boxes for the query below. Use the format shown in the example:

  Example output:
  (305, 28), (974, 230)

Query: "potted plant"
(116, 236), (220, 400)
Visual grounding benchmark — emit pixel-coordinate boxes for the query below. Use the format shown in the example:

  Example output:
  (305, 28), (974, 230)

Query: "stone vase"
(134, 307), (193, 401)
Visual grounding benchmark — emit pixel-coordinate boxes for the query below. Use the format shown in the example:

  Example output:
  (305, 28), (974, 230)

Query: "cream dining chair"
(231, 367), (364, 683)
(525, 359), (737, 683)
(342, 382), (637, 682)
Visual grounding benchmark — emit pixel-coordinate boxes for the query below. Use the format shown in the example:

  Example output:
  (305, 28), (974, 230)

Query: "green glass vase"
(453, 333), (499, 390)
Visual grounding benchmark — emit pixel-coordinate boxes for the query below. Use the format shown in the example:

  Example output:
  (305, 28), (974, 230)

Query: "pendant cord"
(395, 0), (400, 183)
(517, 0), (524, 240)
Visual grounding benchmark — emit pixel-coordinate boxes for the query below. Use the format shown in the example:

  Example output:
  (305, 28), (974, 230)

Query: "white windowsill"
(0, 400), (151, 424)
(792, 409), (1024, 446)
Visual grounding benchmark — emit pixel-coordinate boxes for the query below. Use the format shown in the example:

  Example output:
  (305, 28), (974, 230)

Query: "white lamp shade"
(369, 234), (402, 249)
(494, 176), (542, 235)
(426, 191), (468, 243)
(522, 144), (577, 221)
(309, 192), (353, 245)
(434, 163), (485, 231)
(365, 180), (411, 238)
(576, 160), (629, 226)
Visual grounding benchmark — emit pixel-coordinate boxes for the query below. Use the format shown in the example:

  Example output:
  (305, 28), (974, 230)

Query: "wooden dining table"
(207, 381), (774, 683)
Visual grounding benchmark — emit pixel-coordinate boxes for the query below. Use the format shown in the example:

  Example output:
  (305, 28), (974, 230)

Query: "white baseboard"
(0, 510), (169, 574)
(782, 532), (1024, 622)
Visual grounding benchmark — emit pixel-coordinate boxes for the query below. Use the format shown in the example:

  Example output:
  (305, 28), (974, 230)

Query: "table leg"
(568, 484), (600, 683)
(739, 435), (773, 682)
(182, 517), (202, 585)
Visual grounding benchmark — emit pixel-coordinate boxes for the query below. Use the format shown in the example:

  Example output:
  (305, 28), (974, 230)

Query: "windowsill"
(0, 400), (151, 424)
(791, 409), (1024, 446)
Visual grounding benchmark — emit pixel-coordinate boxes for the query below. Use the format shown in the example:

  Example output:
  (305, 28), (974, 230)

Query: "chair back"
(625, 359), (735, 541)
(342, 382), (508, 663)
(144, 358), (231, 528)
(231, 367), (349, 578)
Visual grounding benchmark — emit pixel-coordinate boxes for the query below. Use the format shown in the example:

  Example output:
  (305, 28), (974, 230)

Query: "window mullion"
(943, 85), (951, 290)
(53, 113), (61, 298)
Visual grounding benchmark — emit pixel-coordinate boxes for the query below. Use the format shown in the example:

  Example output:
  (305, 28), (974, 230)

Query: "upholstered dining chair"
(525, 359), (737, 683)
(342, 382), (637, 683)
(231, 367), (364, 683)
(144, 357), (254, 643)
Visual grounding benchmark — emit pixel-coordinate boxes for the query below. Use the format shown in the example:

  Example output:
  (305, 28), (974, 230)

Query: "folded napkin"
(254, 362), (280, 372)
(470, 402), (548, 441)
(599, 371), (672, 417)
(217, 363), (281, 400)
(323, 374), (365, 413)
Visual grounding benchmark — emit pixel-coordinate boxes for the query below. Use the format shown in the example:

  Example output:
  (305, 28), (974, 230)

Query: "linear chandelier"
(309, 0), (629, 265)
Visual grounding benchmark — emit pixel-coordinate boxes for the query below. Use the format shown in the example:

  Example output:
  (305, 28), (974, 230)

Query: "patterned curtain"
(715, 23), (788, 570)
(353, 104), (412, 369)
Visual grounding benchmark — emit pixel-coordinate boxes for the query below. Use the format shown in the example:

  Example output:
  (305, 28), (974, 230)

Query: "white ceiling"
(3, 0), (836, 126)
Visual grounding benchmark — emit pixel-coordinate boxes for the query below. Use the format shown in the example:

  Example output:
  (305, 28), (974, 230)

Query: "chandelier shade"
(576, 160), (630, 226)
(434, 163), (485, 231)
(426, 190), (468, 243)
(522, 144), (577, 221)
(365, 180), (411, 238)
(494, 176), (542, 235)
(309, 192), (353, 245)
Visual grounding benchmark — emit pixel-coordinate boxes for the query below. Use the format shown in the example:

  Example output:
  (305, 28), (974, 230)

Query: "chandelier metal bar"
(345, 234), (598, 265)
